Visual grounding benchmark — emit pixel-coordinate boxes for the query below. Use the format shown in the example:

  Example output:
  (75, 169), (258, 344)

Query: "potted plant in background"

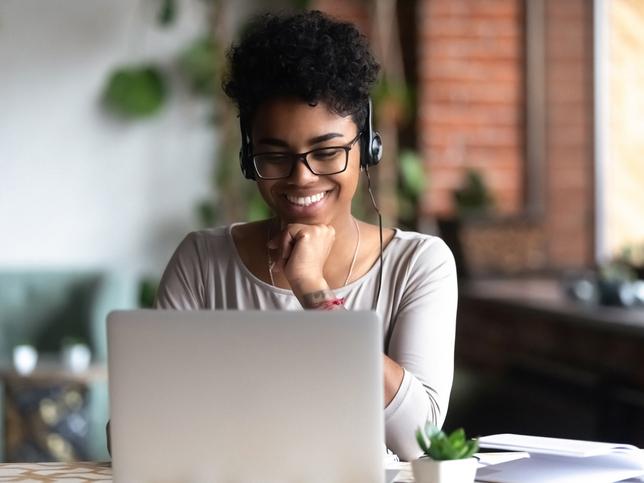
(437, 169), (495, 279)
(412, 423), (479, 483)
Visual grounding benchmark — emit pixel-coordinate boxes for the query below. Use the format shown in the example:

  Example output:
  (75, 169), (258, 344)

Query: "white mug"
(13, 344), (38, 375)
(62, 343), (91, 373)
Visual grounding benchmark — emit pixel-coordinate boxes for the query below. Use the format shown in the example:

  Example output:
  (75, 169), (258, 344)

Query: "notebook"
(108, 310), (385, 483)
(476, 434), (644, 483)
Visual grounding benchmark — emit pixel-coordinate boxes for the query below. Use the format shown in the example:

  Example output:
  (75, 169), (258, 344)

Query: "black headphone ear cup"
(239, 149), (254, 180)
(371, 132), (383, 165)
(239, 119), (256, 180)
(360, 97), (382, 168)
(360, 131), (370, 168)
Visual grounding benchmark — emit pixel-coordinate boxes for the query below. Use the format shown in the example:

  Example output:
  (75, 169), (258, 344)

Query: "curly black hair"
(222, 10), (380, 129)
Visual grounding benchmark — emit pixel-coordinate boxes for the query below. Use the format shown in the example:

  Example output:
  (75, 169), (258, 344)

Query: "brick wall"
(543, 0), (595, 267)
(417, 0), (595, 270)
(418, 0), (525, 217)
(313, 0), (597, 271)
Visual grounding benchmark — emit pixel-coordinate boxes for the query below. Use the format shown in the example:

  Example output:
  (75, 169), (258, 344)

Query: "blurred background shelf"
(0, 364), (107, 463)
(446, 278), (644, 447)
(0, 271), (137, 462)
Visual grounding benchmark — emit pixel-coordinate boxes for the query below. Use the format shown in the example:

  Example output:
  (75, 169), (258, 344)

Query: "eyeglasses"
(252, 132), (361, 180)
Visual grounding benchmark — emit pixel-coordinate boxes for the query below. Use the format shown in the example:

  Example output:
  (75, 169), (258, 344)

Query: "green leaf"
(103, 65), (166, 118)
(448, 428), (465, 446)
(416, 423), (479, 460)
(178, 36), (218, 96)
(415, 428), (430, 454)
(424, 422), (441, 439)
(399, 150), (425, 199)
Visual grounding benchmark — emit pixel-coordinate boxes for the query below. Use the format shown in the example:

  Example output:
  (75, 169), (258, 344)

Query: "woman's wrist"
(302, 289), (345, 310)
(291, 279), (344, 309)
(291, 277), (329, 302)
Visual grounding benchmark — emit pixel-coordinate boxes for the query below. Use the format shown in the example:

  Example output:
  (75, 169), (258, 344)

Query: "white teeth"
(286, 191), (326, 206)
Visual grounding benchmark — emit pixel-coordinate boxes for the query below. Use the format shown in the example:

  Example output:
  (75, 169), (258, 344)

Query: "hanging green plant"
(103, 65), (167, 119)
(157, 0), (177, 27)
(397, 150), (426, 225)
(399, 150), (425, 199)
(372, 78), (415, 126)
(178, 36), (218, 96)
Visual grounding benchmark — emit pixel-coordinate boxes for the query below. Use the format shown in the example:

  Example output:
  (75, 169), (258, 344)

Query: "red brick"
(427, 0), (521, 18)
(420, 59), (521, 82)
(426, 80), (521, 104)
(423, 36), (521, 60)
(465, 146), (524, 166)
(419, 103), (522, 125)
(425, 17), (521, 38)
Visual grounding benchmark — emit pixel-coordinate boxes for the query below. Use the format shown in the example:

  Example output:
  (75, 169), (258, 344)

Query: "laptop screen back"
(107, 310), (384, 483)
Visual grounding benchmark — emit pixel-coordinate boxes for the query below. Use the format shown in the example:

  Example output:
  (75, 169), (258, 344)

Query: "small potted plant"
(412, 423), (479, 483)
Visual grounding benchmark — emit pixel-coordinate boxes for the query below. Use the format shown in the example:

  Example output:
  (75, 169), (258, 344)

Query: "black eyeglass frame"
(251, 132), (362, 180)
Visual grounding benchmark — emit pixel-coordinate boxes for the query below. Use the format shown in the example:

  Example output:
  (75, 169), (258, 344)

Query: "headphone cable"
(364, 165), (383, 312)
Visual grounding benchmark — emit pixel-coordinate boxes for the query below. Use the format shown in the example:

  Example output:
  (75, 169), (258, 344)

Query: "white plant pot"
(62, 343), (91, 373)
(13, 345), (38, 375)
(411, 456), (477, 483)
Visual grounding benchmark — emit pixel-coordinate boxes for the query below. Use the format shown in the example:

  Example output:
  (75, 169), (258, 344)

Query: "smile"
(284, 191), (328, 207)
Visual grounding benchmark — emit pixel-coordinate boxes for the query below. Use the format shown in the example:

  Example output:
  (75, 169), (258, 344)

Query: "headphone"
(239, 98), (383, 180)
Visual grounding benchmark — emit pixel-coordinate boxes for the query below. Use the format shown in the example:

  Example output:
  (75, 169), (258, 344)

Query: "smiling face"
(251, 98), (361, 226)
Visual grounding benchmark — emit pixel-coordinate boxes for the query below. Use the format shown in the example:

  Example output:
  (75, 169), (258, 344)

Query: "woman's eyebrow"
(256, 132), (345, 148)
(308, 132), (345, 145)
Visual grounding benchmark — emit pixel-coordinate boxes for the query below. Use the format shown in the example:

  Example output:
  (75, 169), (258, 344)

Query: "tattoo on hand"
(302, 289), (335, 308)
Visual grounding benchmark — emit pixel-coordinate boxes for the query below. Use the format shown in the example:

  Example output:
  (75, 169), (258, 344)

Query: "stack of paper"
(475, 434), (644, 483)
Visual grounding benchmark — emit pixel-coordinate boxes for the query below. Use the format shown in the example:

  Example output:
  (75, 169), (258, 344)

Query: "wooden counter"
(0, 462), (111, 481)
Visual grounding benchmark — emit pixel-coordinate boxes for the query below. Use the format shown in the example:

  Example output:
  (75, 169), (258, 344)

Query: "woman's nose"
(288, 155), (319, 182)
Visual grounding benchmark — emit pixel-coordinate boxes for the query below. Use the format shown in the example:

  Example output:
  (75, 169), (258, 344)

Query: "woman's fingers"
(265, 222), (336, 283)
(267, 228), (295, 273)
(280, 229), (296, 260)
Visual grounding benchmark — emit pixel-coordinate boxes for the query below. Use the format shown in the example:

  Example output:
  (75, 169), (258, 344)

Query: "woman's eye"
(312, 149), (342, 161)
(258, 154), (290, 163)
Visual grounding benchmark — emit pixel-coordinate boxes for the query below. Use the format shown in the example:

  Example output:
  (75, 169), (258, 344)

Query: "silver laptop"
(107, 310), (385, 483)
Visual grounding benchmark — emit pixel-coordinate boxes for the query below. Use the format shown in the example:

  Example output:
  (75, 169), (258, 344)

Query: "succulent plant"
(416, 423), (479, 461)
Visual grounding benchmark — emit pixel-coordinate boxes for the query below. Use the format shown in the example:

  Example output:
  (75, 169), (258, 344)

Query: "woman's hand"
(267, 222), (335, 299)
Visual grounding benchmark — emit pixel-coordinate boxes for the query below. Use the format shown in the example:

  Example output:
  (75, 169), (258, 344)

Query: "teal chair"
(0, 271), (138, 461)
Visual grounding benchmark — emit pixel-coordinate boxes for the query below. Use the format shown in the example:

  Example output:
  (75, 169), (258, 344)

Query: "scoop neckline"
(226, 222), (400, 295)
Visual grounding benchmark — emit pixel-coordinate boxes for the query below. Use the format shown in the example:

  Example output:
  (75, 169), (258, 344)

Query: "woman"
(155, 10), (457, 461)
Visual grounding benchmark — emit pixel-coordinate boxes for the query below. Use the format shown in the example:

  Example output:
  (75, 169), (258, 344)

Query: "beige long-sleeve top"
(155, 223), (458, 461)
